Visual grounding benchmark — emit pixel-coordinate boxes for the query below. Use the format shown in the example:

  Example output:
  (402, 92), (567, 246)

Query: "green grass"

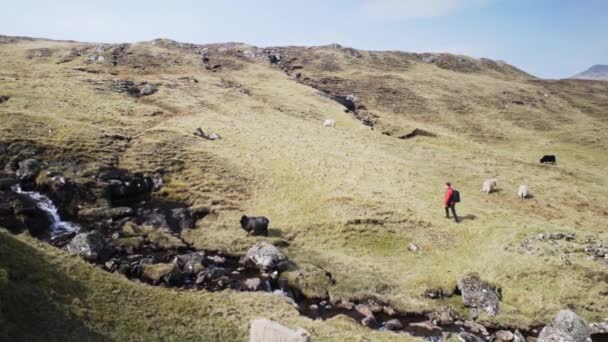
(1, 37), (608, 339)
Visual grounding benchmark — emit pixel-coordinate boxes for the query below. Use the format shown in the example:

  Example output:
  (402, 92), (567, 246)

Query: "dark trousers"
(445, 204), (458, 222)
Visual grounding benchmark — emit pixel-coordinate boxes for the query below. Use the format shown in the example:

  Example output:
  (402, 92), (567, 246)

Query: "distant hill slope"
(570, 64), (608, 81)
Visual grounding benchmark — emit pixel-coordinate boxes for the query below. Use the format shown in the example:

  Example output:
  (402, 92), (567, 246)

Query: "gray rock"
(140, 84), (157, 96)
(66, 231), (107, 261)
(361, 316), (378, 328)
(355, 304), (374, 318)
(537, 310), (591, 342)
(457, 273), (501, 316)
(242, 278), (262, 291)
(16, 159), (42, 181)
(495, 330), (514, 341)
(240, 242), (289, 271)
(384, 319), (403, 331)
(459, 332), (484, 342)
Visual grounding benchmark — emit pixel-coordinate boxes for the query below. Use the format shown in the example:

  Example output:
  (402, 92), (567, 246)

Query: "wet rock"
(66, 231), (108, 262)
(0, 177), (17, 190)
(459, 331), (484, 342)
(495, 330), (515, 341)
(514, 330), (526, 342)
(242, 278), (262, 291)
(457, 273), (501, 316)
(177, 252), (205, 274)
(361, 316), (378, 328)
(383, 319), (403, 331)
(240, 242), (289, 272)
(16, 159), (43, 181)
(409, 321), (442, 336)
(537, 309), (591, 342)
(5, 193), (52, 236)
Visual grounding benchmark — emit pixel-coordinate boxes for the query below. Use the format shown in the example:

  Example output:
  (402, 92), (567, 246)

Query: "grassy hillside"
(1, 36), (608, 340)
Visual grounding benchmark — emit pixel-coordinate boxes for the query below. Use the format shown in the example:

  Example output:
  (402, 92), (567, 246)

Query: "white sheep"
(323, 119), (336, 128)
(250, 318), (311, 342)
(517, 185), (529, 199)
(482, 178), (497, 194)
(207, 132), (221, 140)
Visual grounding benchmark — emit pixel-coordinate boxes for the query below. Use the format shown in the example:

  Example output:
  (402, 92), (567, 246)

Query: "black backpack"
(452, 190), (461, 203)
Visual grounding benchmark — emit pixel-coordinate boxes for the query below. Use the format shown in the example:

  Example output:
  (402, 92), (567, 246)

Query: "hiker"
(444, 182), (460, 223)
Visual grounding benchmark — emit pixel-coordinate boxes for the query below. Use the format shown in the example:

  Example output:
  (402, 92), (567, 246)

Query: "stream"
(8, 185), (536, 341)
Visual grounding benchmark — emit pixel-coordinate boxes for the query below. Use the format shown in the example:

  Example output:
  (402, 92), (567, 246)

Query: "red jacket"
(444, 187), (454, 206)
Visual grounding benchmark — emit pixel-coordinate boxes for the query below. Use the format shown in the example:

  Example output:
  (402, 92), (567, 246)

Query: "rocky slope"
(1, 35), (608, 341)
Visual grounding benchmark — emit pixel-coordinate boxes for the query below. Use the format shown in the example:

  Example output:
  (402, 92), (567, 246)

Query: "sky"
(1, 0), (606, 78)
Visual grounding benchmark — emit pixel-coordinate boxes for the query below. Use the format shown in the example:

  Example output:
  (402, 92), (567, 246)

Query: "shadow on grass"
(459, 214), (477, 222)
(0, 231), (112, 342)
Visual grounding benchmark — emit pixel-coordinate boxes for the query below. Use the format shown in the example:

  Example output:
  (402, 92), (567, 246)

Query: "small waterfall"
(11, 184), (80, 239)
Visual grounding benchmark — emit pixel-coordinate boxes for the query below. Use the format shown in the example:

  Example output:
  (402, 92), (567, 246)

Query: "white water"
(11, 184), (80, 239)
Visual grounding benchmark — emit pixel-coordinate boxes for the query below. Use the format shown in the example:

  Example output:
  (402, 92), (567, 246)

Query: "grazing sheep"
(518, 185), (529, 199)
(240, 215), (269, 237)
(249, 318), (311, 342)
(207, 132), (221, 140)
(540, 155), (556, 165)
(323, 119), (336, 128)
(482, 179), (498, 194)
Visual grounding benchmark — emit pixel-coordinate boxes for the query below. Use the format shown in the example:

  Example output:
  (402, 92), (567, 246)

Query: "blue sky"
(1, 0), (606, 78)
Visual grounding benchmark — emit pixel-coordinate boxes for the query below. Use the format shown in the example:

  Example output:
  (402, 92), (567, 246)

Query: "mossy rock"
(141, 262), (177, 282)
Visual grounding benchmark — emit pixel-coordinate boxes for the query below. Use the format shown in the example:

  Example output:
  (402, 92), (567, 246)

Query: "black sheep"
(540, 155), (556, 165)
(240, 215), (269, 237)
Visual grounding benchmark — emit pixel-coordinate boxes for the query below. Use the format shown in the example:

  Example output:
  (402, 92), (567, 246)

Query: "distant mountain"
(570, 64), (608, 81)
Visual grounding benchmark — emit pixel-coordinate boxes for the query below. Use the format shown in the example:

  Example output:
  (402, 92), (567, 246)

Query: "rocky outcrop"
(16, 159), (43, 182)
(457, 273), (501, 316)
(240, 242), (289, 272)
(66, 231), (109, 262)
(538, 310), (591, 342)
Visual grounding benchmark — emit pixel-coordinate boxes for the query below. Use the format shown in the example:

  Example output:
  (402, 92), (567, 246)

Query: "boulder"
(457, 273), (501, 316)
(16, 159), (43, 181)
(139, 84), (157, 96)
(384, 319), (403, 331)
(355, 304), (374, 318)
(495, 330), (515, 341)
(459, 332), (484, 342)
(66, 231), (107, 261)
(240, 242), (289, 272)
(537, 310), (591, 342)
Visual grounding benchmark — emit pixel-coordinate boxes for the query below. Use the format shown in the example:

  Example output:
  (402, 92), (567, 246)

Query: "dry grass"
(1, 37), (608, 339)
